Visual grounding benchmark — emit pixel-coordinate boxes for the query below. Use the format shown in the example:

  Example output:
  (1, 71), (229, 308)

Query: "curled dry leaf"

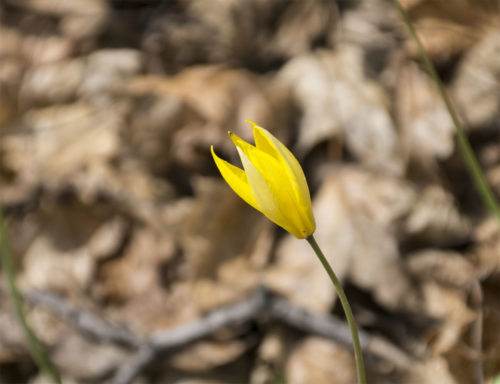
(279, 48), (402, 174)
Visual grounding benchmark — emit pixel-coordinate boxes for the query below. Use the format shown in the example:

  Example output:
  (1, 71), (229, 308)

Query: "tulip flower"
(211, 121), (366, 384)
(211, 120), (315, 238)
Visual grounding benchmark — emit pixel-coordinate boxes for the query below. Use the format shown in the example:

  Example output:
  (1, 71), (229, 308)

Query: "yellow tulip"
(211, 120), (316, 239)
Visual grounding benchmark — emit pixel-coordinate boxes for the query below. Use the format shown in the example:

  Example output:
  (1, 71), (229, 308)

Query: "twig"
(26, 291), (141, 349)
(27, 288), (411, 384)
(150, 287), (266, 351)
(269, 294), (362, 347)
(107, 345), (155, 384)
(268, 295), (411, 369)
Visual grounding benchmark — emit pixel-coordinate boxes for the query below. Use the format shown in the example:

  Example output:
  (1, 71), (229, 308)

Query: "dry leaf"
(286, 338), (356, 384)
(279, 48), (402, 174)
(404, 185), (471, 245)
(407, 250), (477, 288)
(396, 62), (455, 164)
(169, 339), (250, 372)
(452, 29), (500, 129)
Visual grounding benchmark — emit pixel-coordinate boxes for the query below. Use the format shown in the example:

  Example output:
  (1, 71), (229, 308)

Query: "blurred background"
(0, 0), (499, 383)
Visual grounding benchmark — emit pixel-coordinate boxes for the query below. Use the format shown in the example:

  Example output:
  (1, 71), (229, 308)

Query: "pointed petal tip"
(245, 120), (259, 129)
(210, 145), (217, 158)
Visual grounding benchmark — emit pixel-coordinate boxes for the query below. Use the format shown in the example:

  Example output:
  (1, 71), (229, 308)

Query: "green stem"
(0, 205), (61, 384)
(306, 235), (367, 384)
(391, 0), (500, 226)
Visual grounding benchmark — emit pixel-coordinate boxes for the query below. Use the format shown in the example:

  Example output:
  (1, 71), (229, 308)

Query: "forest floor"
(0, 0), (499, 383)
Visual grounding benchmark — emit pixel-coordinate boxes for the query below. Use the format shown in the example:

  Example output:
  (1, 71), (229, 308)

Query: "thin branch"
(26, 291), (141, 349)
(107, 345), (155, 384)
(150, 287), (266, 351)
(268, 295), (411, 369)
(26, 287), (411, 384)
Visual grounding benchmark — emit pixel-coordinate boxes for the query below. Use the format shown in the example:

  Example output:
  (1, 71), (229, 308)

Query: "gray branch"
(25, 291), (141, 349)
(26, 287), (411, 384)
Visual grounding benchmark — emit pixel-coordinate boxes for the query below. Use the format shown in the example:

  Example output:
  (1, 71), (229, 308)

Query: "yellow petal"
(250, 123), (310, 204)
(249, 123), (315, 236)
(230, 132), (308, 237)
(229, 132), (291, 189)
(211, 146), (260, 212)
(236, 147), (299, 236)
(212, 125), (316, 239)
(245, 120), (278, 159)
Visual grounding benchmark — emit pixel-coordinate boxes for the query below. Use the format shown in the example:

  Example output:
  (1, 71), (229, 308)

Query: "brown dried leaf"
(21, 35), (74, 66)
(452, 29), (500, 129)
(93, 227), (174, 303)
(421, 281), (475, 354)
(286, 338), (356, 384)
(182, 177), (272, 311)
(396, 62), (455, 163)
(472, 218), (500, 279)
(407, 250), (477, 288)
(19, 58), (85, 107)
(51, 332), (128, 380)
(19, 199), (118, 294)
(404, 185), (471, 245)
(80, 49), (144, 99)
(2, 102), (121, 184)
(405, 356), (457, 384)
(279, 48), (402, 174)
(169, 339), (249, 372)
(401, 0), (497, 63)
